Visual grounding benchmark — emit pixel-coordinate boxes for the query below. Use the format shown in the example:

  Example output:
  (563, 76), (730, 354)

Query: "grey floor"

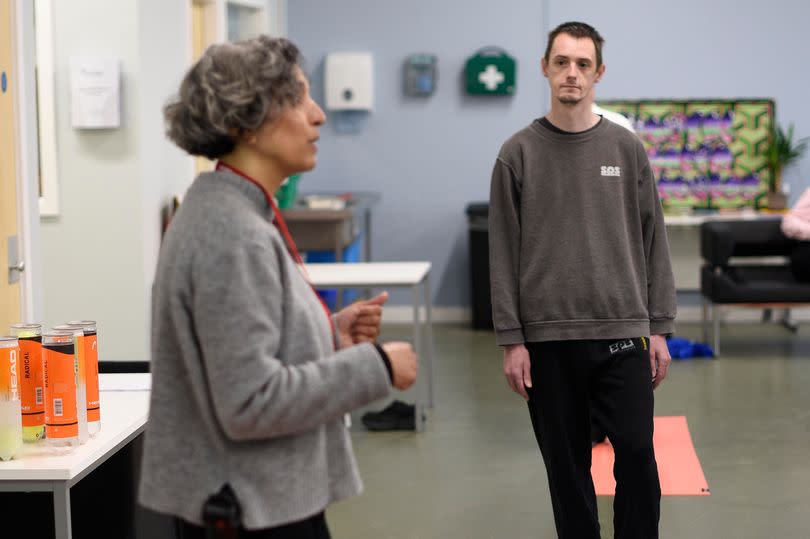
(328, 322), (810, 539)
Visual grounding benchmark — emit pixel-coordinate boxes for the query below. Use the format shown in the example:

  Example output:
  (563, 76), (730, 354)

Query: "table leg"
(701, 297), (709, 344)
(424, 273), (435, 408)
(712, 304), (720, 357)
(363, 210), (372, 299)
(364, 209), (372, 262)
(334, 238), (343, 310)
(412, 285), (425, 432)
(53, 482), (72, 539)
(781, 308), (798, 332)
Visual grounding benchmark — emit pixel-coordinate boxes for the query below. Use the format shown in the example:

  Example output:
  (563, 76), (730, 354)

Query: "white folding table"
(0, 377), (150, 539)
(305, 262), (434, 431)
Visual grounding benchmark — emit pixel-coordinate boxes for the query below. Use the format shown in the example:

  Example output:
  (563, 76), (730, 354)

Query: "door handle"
(7, 235), (23, 284)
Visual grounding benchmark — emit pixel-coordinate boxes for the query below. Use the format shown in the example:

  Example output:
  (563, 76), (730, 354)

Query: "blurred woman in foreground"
(139, 36), (417, 538)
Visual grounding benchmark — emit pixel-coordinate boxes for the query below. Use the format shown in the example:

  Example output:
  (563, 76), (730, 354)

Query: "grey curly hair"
(164, 36), (304, 159)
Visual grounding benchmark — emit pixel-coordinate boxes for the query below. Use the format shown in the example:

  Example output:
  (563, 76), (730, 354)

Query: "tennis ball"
(0, 425), (22, 461)
(22, 425), (44, 442)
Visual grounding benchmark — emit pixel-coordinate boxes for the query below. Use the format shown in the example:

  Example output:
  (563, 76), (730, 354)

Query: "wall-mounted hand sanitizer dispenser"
(325, 52), (374, 111)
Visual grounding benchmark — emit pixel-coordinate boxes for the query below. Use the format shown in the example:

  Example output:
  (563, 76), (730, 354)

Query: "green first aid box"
(465, 47), (516, 96)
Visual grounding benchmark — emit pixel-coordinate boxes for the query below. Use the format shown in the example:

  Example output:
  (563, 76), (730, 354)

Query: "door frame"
(192, 0), (286, 44)
(266, 0), (286, 37)
(10, 0), (42, 322)
(33, 0), (59, 218)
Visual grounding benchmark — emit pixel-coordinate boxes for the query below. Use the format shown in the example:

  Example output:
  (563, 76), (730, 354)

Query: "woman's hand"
(334, 291), (388, 349)
(382, 341), (418, 390)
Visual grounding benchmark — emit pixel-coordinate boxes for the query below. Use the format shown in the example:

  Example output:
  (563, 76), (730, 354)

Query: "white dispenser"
(325, 52), (374, 111)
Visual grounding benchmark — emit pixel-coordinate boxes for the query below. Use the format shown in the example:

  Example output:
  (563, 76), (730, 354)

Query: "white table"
(305, 262), (434, 431)
(0, 376), (150, 539)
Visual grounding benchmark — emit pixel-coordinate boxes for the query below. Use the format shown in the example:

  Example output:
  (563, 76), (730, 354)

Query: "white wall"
(40, 0), (191, 361)
(289, 0), (547, 308)
(289, 0), (810, 311)
(547, 0), (810, 200)
(38, 1), (808, 347)
(136, 0), (194, 332)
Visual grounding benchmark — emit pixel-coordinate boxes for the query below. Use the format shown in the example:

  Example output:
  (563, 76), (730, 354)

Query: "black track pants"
(526, 338), (660, 539)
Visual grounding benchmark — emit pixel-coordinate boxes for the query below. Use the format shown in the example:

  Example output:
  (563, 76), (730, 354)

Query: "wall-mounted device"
(403, 54), (438, 97)
(325, 52), (374, 111)
(464, 47), (516, 96)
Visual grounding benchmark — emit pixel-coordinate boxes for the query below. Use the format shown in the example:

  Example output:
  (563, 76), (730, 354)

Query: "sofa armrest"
(700, 222), (735, 266)
(701, 218), (794, 266)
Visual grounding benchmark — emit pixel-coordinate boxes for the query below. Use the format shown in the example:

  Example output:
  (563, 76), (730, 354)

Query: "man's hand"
(503, 343), (532, 400)
(649, 335), (671, 389)
(334, 292), (388, 349)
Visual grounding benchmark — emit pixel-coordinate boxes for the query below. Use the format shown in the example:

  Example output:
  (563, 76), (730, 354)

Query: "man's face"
(541, 33), (605, 107)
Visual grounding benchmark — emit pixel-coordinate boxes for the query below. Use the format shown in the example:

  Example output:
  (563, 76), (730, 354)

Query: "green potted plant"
(765, 123), (808, 210)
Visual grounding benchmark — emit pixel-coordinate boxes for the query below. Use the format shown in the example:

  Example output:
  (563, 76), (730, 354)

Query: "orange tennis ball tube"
(53, 325), (89, 444)
(42, 331), (80, 449)
(10, 324), (45, 442)
(67, 320), (100, 436)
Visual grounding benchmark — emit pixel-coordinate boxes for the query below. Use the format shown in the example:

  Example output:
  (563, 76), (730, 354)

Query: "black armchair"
(700, 218), (810, 354)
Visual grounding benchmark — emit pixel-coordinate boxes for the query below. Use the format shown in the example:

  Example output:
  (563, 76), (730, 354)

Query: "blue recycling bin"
(305, 236), (362, 310)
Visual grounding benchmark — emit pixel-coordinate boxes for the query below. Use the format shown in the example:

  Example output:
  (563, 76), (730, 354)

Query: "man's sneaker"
(361, 400), (416, 431)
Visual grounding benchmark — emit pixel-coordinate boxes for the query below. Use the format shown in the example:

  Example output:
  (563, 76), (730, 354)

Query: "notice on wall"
(70, 56), (120, 129)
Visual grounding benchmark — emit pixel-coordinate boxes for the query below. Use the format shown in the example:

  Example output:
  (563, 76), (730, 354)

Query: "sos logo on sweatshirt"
(600, 165), (622, 177)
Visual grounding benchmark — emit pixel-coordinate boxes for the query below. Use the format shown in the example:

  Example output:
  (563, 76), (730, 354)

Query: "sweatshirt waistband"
(525, 319), (651, 343)
(495, 319), (652, 346)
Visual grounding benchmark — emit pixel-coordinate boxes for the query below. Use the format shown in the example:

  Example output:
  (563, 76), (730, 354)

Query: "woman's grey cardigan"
(139, 170), (391, 529)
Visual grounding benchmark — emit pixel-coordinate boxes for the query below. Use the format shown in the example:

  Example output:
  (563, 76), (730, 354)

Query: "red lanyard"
(215, 162), (336, 345)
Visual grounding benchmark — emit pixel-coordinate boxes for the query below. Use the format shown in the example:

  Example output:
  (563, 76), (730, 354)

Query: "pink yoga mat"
(591, 416), (710, 496)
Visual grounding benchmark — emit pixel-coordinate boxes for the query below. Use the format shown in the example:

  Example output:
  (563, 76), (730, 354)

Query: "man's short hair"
(544, 21), (605, 68)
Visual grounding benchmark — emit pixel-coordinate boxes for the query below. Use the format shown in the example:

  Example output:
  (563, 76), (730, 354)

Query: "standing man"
(488, 21), (676, 539)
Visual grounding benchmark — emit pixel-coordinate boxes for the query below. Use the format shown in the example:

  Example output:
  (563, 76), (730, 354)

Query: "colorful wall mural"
(599, 99), (774, 210)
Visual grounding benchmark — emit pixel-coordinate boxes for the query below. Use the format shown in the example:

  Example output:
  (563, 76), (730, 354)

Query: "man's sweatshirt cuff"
(373, 344), (394, 384)
(650, 318), (675, 336)
(495, 328), (525, 347)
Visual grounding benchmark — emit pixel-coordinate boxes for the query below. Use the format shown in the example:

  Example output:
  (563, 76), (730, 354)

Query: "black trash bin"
(466, 202), (493, 330)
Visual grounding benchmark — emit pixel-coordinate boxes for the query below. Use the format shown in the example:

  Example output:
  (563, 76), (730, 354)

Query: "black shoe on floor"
(377, 400), (414, 416)
(361, 400), (416, 431)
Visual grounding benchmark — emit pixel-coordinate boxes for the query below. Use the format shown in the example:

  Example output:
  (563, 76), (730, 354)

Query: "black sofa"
(700, 218), (810, 354)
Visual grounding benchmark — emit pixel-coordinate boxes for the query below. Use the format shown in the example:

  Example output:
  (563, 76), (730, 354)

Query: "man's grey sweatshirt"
(489, 118), (676, 346)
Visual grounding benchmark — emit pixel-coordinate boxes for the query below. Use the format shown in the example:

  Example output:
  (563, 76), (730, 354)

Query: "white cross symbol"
(478, 64), (505, 91)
